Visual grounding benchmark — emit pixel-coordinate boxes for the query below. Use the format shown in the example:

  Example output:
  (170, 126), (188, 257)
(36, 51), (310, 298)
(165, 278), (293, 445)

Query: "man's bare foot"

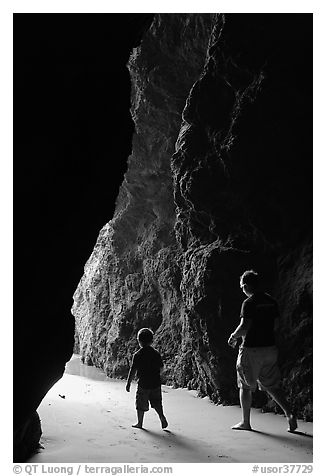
(231, 422), (252, 430)
(161, 417), (168, 429)
(287, 415), (297, 432)
(132, 423), (143, 429)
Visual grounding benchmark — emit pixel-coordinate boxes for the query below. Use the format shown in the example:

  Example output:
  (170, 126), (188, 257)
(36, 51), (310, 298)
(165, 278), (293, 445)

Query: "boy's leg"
(150, 388), (168, 429)
(232, 388), (252, 430)
(153, 406), (168, 429)
(132, 410), (145, 429)
(134, 386), (149, 429)
(265, 387), (297, 432)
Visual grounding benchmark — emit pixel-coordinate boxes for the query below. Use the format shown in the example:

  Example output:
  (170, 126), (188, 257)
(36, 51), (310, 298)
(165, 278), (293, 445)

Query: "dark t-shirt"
(241, 292), (280, 347)
(132, 346), (163, 389)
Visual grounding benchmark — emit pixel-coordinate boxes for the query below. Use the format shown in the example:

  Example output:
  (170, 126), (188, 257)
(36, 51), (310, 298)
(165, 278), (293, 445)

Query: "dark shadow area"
(251, 429), (313, 439)
(14, 13), (154, 461)
(249, 429), (313, 452)
(135, 428), (216, 459)
(289, 431), (313, 438)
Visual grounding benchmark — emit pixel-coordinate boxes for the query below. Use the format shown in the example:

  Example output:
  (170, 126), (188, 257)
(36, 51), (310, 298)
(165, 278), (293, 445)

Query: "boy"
(126, 328), (168, 429)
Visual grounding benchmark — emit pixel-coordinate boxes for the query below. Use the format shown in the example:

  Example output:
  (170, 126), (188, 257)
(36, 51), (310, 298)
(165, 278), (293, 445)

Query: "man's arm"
(228, 318), (252, 347)
(228, 299), (253, 347)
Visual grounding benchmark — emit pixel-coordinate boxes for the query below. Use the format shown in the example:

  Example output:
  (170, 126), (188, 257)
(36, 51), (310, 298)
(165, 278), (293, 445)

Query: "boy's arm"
(126, 358), (137, 392)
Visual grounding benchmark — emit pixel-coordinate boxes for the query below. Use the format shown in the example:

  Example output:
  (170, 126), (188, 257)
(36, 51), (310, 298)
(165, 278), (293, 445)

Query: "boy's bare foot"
(161, 417), (168, 429)
(132, 423), (143, 429)
(231, 422), (252, 430)
(287, 415), (297, 432)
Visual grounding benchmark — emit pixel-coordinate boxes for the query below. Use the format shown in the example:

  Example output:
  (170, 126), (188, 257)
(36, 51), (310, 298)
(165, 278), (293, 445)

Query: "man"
(228, 270), (297, 432)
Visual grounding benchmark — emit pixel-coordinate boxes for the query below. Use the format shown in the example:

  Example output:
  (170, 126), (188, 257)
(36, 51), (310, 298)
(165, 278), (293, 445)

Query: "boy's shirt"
(132, 346), (163, 389)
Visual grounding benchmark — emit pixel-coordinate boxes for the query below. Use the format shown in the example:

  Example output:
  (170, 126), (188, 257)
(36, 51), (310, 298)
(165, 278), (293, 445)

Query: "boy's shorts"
(136, 386), (163, 412)
(236, 345), (281, 391)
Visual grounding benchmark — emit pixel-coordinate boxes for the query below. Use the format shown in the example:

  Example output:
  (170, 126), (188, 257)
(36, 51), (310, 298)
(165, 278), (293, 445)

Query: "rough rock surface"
(73, 14), (312, 419)
(73, 13), (214, 386)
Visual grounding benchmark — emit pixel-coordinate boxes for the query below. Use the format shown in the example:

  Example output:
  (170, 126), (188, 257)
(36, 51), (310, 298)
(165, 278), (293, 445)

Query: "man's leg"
(232, 388), (252, 430)
(258, 346), (297, 432)
(265, 387), (297, 432)
(234, 347), (256, 430)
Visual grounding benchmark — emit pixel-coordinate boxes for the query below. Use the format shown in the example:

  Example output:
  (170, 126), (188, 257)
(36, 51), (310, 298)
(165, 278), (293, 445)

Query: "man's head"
(240, 270), (260, 297)
(137, 328), (154, 347)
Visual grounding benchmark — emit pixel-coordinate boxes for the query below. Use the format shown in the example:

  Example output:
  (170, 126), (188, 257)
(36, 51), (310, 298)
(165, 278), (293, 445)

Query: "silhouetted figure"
(126, 328), (168, 429)
(228, 270), (297, 432)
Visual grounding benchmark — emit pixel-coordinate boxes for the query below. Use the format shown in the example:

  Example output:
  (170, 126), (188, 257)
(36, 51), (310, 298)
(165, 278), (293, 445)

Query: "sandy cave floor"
(27, 355), (313, 464)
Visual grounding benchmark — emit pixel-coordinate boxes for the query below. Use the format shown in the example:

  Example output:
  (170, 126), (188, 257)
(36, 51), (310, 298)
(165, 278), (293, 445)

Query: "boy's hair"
(240, 269), (260, 288)
(137, 328), (154, 345)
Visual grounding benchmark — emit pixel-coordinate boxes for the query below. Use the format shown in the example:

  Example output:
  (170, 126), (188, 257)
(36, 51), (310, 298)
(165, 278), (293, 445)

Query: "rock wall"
(73, 13), (215, 386)
(73, 14), (312, 419)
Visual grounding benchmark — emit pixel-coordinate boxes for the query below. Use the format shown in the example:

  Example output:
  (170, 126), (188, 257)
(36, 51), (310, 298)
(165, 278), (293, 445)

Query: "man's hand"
(228, 334), (237, 348)
(126, 383), (131, 392)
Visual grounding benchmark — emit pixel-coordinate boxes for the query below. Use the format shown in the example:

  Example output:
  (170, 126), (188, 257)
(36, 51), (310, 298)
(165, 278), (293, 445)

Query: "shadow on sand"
(133, 428), (230, 461)
(248, 428), (313, 453)
(136, 428), (200, 450)
(251, 429), (313, 438)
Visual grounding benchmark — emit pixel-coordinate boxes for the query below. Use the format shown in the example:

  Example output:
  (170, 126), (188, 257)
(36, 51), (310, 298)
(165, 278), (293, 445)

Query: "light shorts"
(236, 345), (281, 391)
(135, 385), (163, 412)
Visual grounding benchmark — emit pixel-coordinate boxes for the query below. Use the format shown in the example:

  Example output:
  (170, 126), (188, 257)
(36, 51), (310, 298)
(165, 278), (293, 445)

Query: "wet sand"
(28, 354), (313, 463)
